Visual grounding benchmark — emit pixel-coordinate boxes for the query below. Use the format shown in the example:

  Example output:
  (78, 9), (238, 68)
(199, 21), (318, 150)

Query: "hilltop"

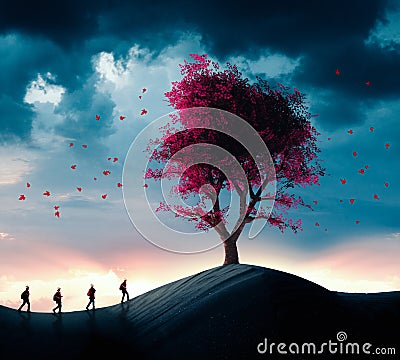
(0, 264), (398, 359)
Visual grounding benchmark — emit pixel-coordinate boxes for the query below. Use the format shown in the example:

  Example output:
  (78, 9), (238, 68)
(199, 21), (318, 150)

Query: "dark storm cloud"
(0, 0), (398, 140)
(54, 75), (116, 141)
(296, 36), (400, 129)
(0, 1), (389, 55)
(0, 0), (107, 48)
(0, 35), (55, 141)
(0, 33), (115, 142)
(295, 36), (400, 99)
(0, 95), (33, 141)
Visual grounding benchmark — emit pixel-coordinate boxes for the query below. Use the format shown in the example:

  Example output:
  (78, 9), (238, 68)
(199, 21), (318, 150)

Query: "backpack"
(87, 289), (91, 296)
(53, 293), (58, 301)
(119, 284), (123, 290)
(21, 290), (27, 300)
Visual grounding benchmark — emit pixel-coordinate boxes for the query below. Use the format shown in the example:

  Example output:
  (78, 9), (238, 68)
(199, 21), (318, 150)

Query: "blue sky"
(0, 0), (399, 311)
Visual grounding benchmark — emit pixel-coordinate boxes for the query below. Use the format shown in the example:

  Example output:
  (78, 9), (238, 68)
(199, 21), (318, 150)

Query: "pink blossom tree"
(146, 54), (324, 264)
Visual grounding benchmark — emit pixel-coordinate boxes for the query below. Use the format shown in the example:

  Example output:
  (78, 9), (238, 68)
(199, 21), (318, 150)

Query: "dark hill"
(1, 264), (399, 359)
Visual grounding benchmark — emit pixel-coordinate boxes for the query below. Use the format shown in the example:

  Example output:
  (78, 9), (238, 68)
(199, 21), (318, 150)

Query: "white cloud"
(229, 52), (301, 79)
(366, 8), (400, 47)
(24, 72), (65, 106)
(23, 72), (69, 149)
(298, 268), (400, 293)
(91, 34), (208, 157)
(0, 145), (35, 185)
(0, 232), (14, 241)
(387, 232), (400, 238)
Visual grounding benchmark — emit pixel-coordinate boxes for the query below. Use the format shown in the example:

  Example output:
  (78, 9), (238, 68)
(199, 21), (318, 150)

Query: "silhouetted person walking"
(119, 279), (129, 303)
(52, 287), (63, 313)
(86, 284), (96, 310)
(18, 286), (31, 312)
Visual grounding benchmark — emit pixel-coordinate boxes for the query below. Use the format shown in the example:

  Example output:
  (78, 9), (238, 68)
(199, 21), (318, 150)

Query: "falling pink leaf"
(355, 220), (360, 224)
(82, 144), (88, 149)
(327, 137), (331, 141)
(348, 129), (353, 134)
(54, 205), (60, 210)
(373, 194), (379, 200)
(43, 190), (51, 197)
(55, 211), (60, 218)
(77, 187), (82, 192)
(107, 157), (111, 161)
(315, 222), (320, 227)
(119, 115), (126, 121)
(101, 194), (107, 199)
(365, 165), (369, 169)
(358, 169), (365, 174)
(141, 109), (148, 115)
(335, 69), (340, 76)
(103, 170), (111, 176)
(93, 177), (97, 181)
(365, 81), (371, 86)
(340, 179), (347, 185)
(113, 157), (118, 163)
(143, 184), (148, 188)
(384, 182), (389, 187)
(19, 194), (26, 201)
(349, 198), (355, 205)
(385, 143), (390, 149)
(139, 95), (142, 99)
(117, 182), (123, 188)
(69, 143), (74, 147)
(26, 182), (31, 188)
(369, 127), (374, 132)
(313, 200), (318, 205)
(339, 199), (343, 203)
(142, 88), (147, 93)
(71, 165), (77, 170)
(353, 151), (357, 157)
(96, 115), (100, 120)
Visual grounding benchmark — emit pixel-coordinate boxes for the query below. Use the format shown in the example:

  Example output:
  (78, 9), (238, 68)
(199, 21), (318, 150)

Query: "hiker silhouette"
(18, 286), (31, 313)
(52, 287), (63, 313)
(86, 284), (96, 310)
(119, 279), (130, 303)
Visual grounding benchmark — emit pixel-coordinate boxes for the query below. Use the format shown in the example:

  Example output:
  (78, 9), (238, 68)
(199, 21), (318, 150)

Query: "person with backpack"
(52, 287), (63, 313)
(119, 279), (129, 303)
(18, 285), (31, 313)
(86, 284), (96, 310)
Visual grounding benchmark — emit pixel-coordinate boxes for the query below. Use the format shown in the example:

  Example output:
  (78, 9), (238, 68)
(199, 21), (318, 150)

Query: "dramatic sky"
(1, 0), (399, 312)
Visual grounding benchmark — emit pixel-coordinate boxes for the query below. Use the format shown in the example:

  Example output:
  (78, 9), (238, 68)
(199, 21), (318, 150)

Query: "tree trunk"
(222, 224), (244, 265)
(223, 236), (239, 264)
